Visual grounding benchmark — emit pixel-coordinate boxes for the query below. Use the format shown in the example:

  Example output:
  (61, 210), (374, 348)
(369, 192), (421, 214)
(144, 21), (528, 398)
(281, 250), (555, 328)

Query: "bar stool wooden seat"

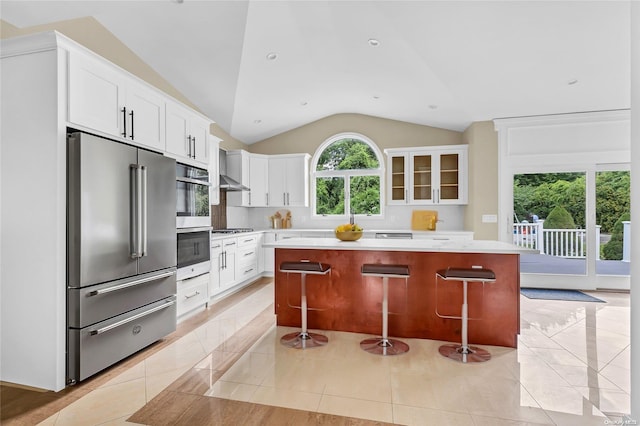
(279, 261), (331, 349)
(360, 264), (410, 356)
(435, 267), (496, 363)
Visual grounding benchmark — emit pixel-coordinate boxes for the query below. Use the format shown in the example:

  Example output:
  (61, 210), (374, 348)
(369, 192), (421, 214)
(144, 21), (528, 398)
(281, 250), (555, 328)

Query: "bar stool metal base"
(360, 337), (409, 356)
(280, 331), (328, 349)
(438, 343), (491, 363)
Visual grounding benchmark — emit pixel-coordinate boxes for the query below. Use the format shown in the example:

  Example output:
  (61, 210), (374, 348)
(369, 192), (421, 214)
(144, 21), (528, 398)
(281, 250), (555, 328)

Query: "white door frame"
(495, 111), (630, 290)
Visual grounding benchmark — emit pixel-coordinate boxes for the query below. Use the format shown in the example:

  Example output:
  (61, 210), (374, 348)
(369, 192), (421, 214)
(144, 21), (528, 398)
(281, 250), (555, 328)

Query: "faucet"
(349, 213), (354, 225)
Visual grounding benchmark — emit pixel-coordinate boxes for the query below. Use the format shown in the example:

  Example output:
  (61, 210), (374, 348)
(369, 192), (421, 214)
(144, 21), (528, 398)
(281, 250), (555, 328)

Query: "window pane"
(316, 177), (344, 215)
(596, 170), (630, 276)
(316, 139), (379, 171)
(350, 175), (380, 214)
(513, 172), (586, 275)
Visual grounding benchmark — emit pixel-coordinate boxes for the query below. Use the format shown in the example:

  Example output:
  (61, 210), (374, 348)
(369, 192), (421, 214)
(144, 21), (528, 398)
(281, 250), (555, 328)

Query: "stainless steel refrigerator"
(67, 131), (177, 384)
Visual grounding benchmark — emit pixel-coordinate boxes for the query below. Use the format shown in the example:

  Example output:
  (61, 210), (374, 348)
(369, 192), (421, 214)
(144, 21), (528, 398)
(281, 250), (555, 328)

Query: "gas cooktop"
(211, 228), (254, 234)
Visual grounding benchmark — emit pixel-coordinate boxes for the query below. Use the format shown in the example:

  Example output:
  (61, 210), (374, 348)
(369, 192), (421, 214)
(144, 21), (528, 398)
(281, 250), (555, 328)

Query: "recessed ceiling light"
(300, 100), (308, 106)
(373, 95), (380, 100)
(253, 119), (262, 124)
(368, 38), (380, 47)
(568, 79), (578, 85)
(266, 52), (278, 61)
(428, 104), (438, 110)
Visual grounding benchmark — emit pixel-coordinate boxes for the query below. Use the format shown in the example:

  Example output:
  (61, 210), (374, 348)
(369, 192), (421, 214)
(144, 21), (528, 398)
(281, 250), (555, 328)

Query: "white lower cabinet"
(177, 273), (209, 318)
(262, 232), (276, 274)
(209, 239), (222, 297)
(219, 238), (237, 290)
(236, 235), (258, 282)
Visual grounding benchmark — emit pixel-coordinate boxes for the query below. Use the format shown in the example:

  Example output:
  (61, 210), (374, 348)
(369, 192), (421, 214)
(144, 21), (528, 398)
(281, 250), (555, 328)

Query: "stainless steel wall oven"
(177, 227), (211, 281)
(176, 163), (210, 228)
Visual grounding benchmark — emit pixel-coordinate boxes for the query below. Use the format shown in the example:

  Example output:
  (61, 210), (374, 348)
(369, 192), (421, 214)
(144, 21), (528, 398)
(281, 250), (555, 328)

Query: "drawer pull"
(243, 251), (254, 257)
(244, 268), (254, 274)
(212, 244), (221, 248)
(242, 238), (254, 243)
(184, 291), (200, 299)
(88, 270), (175, 296)
(89, 299), (175, 336)
(224, 242), (236, 247)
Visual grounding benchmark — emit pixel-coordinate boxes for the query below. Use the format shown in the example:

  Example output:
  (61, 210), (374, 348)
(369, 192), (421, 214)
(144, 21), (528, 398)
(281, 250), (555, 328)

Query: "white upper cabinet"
(68, 51), (124, 138)
(226, 150), (269, 207)
(249, 155), (269, 206)
(68, 51), (164, 151)
(268, 154), (310, 207)
(124, 82), (165, 151)
(209, 135), (221, 205)
(385, 145), (468, 205)
(165, 102), (210, 166)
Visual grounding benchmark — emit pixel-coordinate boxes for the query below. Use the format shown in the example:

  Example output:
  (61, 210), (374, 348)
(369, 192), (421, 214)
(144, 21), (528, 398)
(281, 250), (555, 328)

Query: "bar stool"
(435, 267), (496, 363)
(360, 264), (410, 356)
(279, 261), (331, 349)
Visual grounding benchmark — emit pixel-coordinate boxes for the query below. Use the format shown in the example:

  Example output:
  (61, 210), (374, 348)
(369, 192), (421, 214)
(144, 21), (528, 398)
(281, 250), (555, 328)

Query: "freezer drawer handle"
(87, 270), (176, 296)
(89, 299), (176, 336)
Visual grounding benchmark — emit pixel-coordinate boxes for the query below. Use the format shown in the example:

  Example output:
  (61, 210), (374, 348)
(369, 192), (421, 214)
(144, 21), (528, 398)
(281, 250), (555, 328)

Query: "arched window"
(311, 133), (384, 218)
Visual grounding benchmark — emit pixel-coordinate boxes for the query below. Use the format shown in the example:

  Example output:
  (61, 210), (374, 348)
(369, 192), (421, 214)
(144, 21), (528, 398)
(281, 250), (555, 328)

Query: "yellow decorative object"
(335, 230), (363, 241)
(411, 210), (438, 231)
(335, 223), (363, 241)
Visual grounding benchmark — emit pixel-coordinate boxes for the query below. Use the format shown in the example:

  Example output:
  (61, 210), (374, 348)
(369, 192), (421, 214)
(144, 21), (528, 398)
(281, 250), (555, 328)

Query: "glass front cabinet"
(385, 145), (468, 205)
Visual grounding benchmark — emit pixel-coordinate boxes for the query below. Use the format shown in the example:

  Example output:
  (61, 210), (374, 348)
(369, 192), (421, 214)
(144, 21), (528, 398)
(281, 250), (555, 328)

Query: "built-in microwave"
(176, 227), (211, 281)
(176, 163), (210, 228)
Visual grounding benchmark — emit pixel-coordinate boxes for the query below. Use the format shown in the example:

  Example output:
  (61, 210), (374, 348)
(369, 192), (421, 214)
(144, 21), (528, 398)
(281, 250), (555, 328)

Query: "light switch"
(482, 214), (498, 223)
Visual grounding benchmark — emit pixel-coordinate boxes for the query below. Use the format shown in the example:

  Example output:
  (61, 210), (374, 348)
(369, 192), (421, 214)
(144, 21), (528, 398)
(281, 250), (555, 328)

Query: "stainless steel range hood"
(219, 149), (249, 191)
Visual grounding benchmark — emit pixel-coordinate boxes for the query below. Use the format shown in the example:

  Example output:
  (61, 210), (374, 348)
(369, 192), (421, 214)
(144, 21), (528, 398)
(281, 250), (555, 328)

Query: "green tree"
(315, 138), (380, 215)
(544, 206), (576, 229)
(596, 171), (630, 233)
(602, 212), (630, 260)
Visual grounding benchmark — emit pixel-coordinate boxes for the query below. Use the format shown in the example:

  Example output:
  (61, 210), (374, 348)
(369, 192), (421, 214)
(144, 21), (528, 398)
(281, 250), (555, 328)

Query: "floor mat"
(520, 288), (605, 303)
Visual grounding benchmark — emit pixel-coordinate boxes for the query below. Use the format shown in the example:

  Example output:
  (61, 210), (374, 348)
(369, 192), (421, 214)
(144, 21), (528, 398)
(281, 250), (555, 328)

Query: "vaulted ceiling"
(1, 1), (631, 144)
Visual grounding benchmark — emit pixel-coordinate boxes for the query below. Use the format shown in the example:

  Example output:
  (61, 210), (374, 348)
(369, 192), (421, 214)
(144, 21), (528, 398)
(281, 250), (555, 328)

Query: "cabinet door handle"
(266, 192), (269, 206)
(287, 192), (290, 205)
(405, 189), (408, 204)
(192, 136), (196, 159)
(129, 110), (135, 140)
(184, 290), (200, 299)
(436, 189), (440, 203)
(248, 191), (251, 206)
(121, 107), (127, 138)
(283, 192), (286, 205)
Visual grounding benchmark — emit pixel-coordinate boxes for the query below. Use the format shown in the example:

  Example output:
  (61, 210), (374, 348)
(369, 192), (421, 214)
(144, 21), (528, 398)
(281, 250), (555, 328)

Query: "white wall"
(235, 204), (465, 232)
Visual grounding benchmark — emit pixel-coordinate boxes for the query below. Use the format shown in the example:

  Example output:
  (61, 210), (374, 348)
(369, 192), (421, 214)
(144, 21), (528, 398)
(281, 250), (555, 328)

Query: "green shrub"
(602, 212), (630, 260)
(543, 206), (576, 229)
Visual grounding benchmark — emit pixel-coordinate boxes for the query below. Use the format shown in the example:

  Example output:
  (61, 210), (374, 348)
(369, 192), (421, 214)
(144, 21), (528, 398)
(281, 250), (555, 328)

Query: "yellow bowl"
(335, 230), (363, 241)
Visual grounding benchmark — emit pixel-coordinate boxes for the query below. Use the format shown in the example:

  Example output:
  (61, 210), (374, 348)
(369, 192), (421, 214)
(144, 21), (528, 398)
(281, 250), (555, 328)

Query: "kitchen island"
(265, 238), (523, 348)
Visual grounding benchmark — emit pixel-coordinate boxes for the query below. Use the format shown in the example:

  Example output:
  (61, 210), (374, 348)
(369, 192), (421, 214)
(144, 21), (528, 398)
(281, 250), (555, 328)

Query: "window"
(312, 133), (384, 217)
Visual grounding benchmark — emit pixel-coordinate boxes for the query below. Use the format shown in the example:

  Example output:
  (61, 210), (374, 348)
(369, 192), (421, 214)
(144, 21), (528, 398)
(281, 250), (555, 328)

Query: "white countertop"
(263, 237), (533, 254)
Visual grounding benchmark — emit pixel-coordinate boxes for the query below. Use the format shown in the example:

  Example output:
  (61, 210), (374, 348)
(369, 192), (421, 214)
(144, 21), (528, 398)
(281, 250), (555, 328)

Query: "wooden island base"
(274, 248), (520, 348)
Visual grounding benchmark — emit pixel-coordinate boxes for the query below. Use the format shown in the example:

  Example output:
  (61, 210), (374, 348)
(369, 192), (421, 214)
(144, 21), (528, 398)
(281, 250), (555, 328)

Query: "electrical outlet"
(482, 214), (498, 223)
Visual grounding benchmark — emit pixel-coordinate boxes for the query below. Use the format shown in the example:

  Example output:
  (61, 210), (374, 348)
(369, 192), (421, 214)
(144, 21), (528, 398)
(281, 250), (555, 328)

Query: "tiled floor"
(1, 279), (631, 425)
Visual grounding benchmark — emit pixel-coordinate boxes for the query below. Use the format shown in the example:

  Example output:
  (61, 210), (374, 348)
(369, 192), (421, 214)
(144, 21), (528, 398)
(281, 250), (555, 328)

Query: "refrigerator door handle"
(141, 165), (148, 257)
(130, 164), (144, 258)
(130, 165), (138, 258)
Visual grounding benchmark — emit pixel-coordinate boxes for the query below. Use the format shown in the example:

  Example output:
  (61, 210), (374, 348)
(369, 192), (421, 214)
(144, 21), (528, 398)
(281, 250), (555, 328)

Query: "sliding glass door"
(510, 167), (630, 291)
